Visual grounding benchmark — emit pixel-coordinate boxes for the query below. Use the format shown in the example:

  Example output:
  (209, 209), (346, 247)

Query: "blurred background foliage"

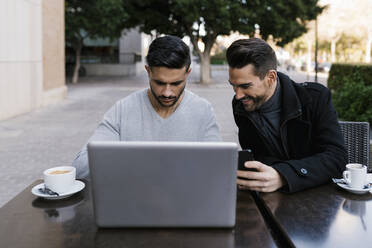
(328, 64), (372, 123)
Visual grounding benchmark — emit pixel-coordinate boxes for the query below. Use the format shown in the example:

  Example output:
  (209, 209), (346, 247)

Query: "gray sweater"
(72, 89), (221, 178)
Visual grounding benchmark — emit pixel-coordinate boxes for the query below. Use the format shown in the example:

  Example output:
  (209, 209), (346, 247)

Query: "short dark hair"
(146, 35), (191, 71)
(226, 38), (277, 79)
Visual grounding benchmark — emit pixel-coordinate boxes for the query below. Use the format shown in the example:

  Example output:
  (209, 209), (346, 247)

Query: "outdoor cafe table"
(0, 180), (277, 248)
(258, 183), (372, 248)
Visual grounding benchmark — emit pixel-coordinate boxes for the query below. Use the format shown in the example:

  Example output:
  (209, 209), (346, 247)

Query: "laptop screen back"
(88, 141), (238, 228)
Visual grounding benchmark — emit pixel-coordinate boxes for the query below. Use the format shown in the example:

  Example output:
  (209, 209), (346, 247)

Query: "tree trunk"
(200, 53), (211, 84)
(72, 41), (82, 84)
(331, 39), (336, 63)
(187, 32), (215, 84)
(306, 39), (312, 74)
(199, 38), (215, 84)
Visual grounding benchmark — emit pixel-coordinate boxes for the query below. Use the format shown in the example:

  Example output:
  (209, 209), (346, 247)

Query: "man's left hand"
(237, 161), (286, 192)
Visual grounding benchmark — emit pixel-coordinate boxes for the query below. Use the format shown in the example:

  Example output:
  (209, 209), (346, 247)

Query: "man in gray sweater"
(72, 35), (221, 178)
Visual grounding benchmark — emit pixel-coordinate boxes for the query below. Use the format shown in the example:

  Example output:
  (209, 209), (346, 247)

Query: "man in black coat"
(226, 38), (347, 193)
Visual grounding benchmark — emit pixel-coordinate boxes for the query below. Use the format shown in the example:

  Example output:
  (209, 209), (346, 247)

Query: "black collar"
(277, 72), (302, 120)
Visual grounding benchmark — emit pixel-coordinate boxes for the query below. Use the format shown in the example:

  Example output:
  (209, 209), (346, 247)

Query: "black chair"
(339, 121), (370, 171)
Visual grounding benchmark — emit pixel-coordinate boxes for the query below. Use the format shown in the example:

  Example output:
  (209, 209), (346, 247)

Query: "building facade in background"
(0, 0), (66, 121)
(66, 28), (152, 78)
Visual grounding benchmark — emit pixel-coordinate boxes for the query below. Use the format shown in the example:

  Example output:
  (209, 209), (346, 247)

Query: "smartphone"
(238, 149), (255, 171)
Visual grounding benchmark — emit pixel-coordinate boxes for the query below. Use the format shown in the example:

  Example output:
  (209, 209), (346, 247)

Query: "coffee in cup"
(43, 166), (76, 194)
(343, 163), (367, 189)
(49, 169), (71, 175)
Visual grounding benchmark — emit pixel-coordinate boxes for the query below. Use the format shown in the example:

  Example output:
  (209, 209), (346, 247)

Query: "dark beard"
(239, 95), (267, 112)
(150, 85), (185, 108)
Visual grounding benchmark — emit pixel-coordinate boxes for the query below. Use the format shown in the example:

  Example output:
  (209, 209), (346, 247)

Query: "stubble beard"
(240, 81), (273, 112)
(240, 95), (267, 112)
(150, 85), (185, 108)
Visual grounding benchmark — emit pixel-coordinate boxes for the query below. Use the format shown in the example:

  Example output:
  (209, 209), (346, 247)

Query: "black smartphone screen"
(238, 149), (255, 171)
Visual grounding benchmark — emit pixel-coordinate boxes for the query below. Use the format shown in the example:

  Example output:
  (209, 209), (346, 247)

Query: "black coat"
(232, 72), (347, 193)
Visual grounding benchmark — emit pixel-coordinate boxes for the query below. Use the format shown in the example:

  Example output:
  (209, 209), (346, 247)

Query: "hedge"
(210, 51), (227, 65)
(328, 63), (372, 123)
(210, 58), (226, 65)
(328, 63), (372, 91)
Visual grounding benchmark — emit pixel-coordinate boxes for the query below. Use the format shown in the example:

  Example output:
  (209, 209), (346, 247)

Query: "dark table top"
(259, 183), (372, 248)
(0, 180), (276, 248)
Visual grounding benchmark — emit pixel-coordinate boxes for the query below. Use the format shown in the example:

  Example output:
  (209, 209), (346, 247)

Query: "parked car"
(318, 62), (331, 73)
(300, 62), (315, 72)
(300, 62), (331, 73)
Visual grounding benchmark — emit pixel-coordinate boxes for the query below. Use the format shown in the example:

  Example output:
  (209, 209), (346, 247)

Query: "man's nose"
(235, 87), (245, 100)
(162, 84), (173, 97)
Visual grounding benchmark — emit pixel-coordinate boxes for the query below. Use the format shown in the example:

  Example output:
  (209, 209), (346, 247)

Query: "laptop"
(87, 141), (238, 228)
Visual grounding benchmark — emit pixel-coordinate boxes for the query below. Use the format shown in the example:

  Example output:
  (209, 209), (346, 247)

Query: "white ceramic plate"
(337, 182), (372, 194)
(31, 180), (85, 200)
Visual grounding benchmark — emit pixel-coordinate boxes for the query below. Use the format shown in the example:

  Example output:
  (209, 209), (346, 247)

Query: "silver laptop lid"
(88, 141), (238, 228)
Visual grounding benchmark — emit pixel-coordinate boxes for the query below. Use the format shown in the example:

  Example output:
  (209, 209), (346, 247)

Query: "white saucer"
(337, 182), (371, 194)
(31, 180), (85, 200)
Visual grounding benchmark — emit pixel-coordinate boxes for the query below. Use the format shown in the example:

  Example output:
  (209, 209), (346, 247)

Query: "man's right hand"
(237, 161), (286, 192)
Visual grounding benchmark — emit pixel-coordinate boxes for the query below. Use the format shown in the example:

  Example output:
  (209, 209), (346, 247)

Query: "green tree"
(65, 0), (128, 83)
(125, 0), (323, 84)
(336, 33), (363, 62)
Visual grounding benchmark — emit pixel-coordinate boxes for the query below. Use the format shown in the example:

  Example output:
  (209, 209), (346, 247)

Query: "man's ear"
(145, 65), (151, 76)
(267, 70), (277, 85)
(185, 67), (192, 76)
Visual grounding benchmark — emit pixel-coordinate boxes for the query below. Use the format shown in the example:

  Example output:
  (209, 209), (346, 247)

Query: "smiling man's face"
(229, 64), (277, 112)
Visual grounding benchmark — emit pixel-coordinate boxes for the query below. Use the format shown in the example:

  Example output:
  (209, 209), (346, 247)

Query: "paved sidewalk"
(0, 69), (238, 207)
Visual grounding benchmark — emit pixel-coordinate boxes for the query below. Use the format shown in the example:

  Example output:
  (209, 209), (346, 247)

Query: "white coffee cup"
(43, 166), (76, 194)
(343, 163), (367, 189)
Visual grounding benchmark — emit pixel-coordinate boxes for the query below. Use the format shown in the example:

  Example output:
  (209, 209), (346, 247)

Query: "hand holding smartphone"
(238, 149), (256, 171)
